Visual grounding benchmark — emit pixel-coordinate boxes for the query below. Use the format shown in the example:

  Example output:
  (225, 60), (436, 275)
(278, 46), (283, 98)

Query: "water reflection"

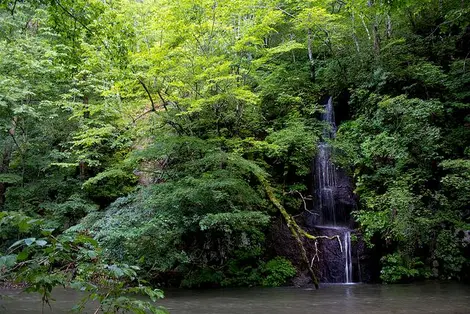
(1, 282), (469, 313)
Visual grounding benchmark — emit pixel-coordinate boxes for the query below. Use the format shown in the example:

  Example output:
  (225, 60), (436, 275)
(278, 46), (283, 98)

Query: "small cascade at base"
(312, 227), (355, 283)
(344, 231), (352, 283)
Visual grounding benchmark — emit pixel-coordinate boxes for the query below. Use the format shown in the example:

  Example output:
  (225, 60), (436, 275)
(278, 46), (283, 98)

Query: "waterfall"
(321, 96), (337, 139)
(315, 143), (337, 225)
(312, 97), (354, 284)
(314, 97), (339, 226)
(344, 231), (352, 284)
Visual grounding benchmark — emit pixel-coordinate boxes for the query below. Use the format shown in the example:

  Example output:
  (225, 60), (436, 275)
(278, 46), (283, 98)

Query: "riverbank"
(0, 281), (26, 290)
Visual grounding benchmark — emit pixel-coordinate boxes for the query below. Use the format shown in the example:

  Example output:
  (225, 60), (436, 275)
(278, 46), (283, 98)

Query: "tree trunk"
(260, 175), (320, 288)
(254, 173), (342, 289)
(386, 14), (392, 39)
(0, 145), (12, 208)
(373, 16), (381, 54)
(0, 121), (16, 208)
(351, 12), (360, 52)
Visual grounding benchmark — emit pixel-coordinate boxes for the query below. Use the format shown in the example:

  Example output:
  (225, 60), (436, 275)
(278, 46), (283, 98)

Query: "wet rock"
(292, 271), (311, 287)
(461, 230), (470, 244)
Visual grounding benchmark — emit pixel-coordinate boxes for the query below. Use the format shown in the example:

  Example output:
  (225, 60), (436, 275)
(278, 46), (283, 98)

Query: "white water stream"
(314, 97), (353, 283)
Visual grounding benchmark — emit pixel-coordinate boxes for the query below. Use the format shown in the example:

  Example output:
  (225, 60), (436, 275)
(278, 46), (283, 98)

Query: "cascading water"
(344, 231), (352, 284)
(314, 97), (338, 226)
(311, 97), (353, 284)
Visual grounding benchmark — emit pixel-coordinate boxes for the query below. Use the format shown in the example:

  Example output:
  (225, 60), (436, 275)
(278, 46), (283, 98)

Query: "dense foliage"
(1, 0), (469, 290)
(0, 212), (166, 313)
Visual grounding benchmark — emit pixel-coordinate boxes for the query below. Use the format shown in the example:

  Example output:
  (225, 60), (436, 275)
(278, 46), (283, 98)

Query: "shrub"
(380, 253), (430, 283)
(261, 257), (297, 287)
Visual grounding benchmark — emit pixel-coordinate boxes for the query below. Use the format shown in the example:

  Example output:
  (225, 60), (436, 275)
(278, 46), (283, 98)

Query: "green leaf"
(24, 238), (36, 246)
(74, 235), (98, 247)
(0, 255), (17, 268)
(0, 174), (22, 184)
(86, 250), (97, 259)
(36, 240), (48, 247)
(41, 228), (55, 236)
(16, 250), (29, 261)
(9, 239), (25, 249)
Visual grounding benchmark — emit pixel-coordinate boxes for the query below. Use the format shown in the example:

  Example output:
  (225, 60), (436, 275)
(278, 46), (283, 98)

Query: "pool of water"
(1, 282), (469, 313)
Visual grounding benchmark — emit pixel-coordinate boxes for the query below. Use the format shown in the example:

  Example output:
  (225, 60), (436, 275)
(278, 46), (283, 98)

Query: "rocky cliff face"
(267, 216), (380, 285)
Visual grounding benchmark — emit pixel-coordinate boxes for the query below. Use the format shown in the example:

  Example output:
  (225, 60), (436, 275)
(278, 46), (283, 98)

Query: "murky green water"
(1, 282), (469, 313)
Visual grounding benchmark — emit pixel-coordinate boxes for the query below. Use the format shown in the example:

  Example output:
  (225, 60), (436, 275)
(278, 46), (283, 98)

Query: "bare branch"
(137, 78), (157, 111)
(291, 190), (316, 215)
(276, 6), (294, 18)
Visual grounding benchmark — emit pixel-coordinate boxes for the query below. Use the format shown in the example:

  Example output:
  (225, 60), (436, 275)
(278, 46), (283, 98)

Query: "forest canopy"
(0, 0), (469, 289)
